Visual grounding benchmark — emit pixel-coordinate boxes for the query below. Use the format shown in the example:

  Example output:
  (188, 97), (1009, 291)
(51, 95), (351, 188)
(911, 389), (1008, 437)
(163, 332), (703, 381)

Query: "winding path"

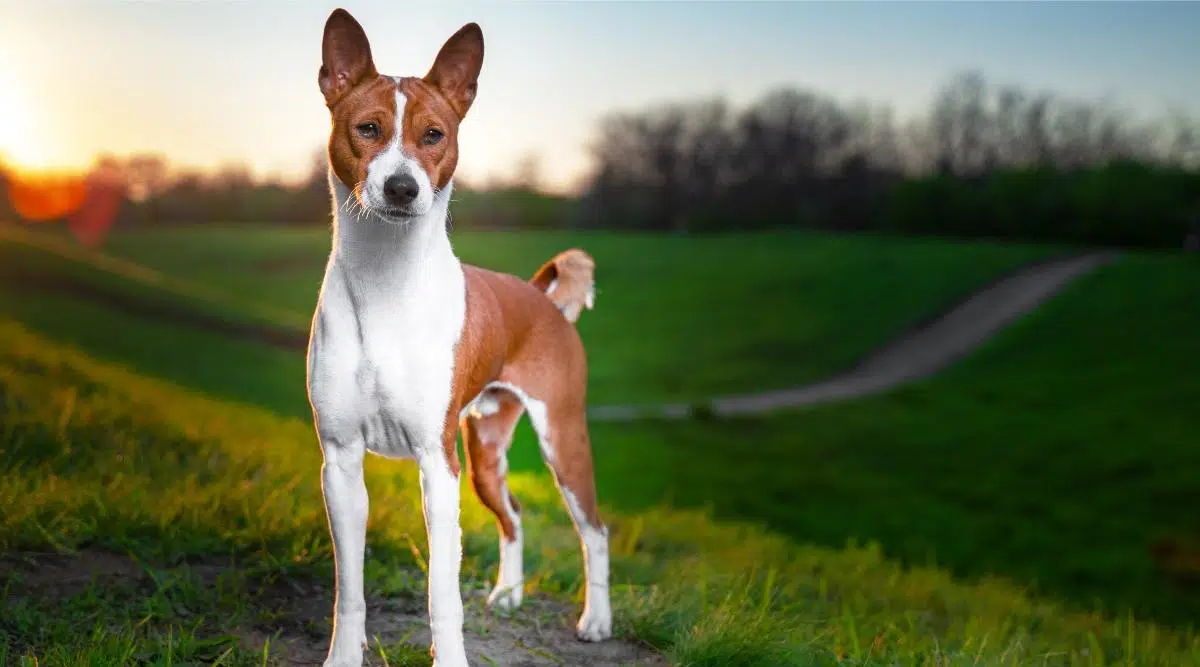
(587, 252), (1118, 422)
(1, 227), (1118, 424)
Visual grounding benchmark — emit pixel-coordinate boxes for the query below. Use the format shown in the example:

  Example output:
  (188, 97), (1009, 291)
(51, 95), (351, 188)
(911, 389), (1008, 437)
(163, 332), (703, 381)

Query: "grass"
(3, 222), (1199, 664)
(1, 222), (1065, 421)
(565, 253), (1200, 627)
(97, 224), (1066, 404)
(0, 224), (305, 331)
(3, 319), (1200, 665)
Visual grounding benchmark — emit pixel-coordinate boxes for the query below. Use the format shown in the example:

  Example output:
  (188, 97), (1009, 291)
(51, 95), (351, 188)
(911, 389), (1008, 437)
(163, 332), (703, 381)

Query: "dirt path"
(587, 252), (1118, 421)
(2, 231), (1118, 423)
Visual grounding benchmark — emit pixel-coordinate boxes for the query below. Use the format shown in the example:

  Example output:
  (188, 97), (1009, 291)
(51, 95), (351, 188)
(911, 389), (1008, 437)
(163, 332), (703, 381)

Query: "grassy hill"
(3, 315), (1198, 665)
(2, 222), (1198, 665)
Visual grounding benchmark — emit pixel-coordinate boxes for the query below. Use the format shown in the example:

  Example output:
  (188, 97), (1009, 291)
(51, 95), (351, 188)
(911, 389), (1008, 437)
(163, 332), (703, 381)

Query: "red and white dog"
(306, 9), (611, 667)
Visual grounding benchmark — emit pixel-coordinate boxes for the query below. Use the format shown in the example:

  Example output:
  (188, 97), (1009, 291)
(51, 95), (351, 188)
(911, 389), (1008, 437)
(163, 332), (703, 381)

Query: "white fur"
(478, 382), (551, 463)
(488, 448), (524, 611)
(308, 137), (468, 666)
(563, 487), (613, 641)
(418, 449), (468, 666)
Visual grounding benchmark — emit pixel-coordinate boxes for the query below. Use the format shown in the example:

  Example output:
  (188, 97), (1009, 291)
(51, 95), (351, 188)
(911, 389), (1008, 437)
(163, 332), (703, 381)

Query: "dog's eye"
(356, 122), (381, 139)
(422, 128), (444, 145)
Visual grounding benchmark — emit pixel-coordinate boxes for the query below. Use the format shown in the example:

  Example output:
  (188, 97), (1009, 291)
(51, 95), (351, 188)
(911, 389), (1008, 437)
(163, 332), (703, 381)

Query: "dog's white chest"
(307, 256), (466, 459)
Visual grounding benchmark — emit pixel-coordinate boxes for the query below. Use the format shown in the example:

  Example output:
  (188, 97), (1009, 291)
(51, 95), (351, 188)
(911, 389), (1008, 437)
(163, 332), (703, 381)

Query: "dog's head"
(319, 9), (483, 223)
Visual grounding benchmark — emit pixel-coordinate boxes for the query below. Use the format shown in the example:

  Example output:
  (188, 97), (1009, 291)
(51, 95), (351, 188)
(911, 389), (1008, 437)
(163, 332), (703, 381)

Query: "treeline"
(0, 151), (569, 231)
(580, 71), (1200, 247)
(2, 70), (1198, 248)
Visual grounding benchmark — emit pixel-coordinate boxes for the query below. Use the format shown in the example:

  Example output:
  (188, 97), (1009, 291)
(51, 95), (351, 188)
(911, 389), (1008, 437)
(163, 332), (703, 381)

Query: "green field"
(578, 254), (1200, 625)
(98, 225), (1065, 406)
(2, 222), (1199, 665)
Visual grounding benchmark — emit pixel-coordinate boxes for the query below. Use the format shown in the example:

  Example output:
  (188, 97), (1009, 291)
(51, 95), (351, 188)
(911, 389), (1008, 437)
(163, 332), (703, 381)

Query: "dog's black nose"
(383, 174), (419, 207)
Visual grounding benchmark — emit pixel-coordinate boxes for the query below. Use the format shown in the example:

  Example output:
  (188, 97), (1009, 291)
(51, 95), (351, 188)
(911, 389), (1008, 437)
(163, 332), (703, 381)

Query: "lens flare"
(6, 172), (89, 222)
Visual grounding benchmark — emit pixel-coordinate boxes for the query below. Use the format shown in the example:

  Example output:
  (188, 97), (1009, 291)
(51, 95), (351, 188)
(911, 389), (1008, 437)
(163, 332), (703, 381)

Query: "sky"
(1, 1), (1198, 193)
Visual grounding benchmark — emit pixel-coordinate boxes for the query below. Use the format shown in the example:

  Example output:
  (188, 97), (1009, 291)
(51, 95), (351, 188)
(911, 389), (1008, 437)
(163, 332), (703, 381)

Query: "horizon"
(1, 1), (1198, 194)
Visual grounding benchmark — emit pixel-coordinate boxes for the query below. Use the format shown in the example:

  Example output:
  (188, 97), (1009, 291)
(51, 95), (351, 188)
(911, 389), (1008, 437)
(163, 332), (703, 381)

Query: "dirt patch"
(244, 591), (666, 666)
(1, 549), (144, 600)
(2, 551), (665, 667)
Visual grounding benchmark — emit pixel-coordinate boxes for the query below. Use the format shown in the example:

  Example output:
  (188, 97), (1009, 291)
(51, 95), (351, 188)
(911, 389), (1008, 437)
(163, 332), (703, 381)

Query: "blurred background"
(2, 2), (1199, 666)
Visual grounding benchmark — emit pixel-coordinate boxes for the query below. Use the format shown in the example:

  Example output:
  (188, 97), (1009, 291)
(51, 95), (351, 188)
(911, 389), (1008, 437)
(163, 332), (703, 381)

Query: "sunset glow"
(0, 72), (96, 230)
(0, 2), (1197, 193)
(6, 172), (87, 221)
(0, 74), (48, 171)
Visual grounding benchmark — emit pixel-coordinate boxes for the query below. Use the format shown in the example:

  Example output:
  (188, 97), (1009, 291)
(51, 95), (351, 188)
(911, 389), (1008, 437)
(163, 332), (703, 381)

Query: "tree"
(512, 153), (543, 192)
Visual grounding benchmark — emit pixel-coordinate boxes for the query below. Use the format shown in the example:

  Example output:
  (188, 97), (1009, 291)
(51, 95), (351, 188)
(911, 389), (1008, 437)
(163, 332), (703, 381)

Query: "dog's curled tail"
(530, 248), (596, 324)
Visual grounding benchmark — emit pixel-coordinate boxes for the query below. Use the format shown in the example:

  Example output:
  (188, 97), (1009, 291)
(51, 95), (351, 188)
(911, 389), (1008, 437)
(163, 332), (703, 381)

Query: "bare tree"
(124, 154), (171, 203)
(511, 153), (543, 191)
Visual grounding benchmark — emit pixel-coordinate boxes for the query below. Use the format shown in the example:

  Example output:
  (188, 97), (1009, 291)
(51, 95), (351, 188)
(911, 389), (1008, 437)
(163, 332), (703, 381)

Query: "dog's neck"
(328, 173), (458, 292)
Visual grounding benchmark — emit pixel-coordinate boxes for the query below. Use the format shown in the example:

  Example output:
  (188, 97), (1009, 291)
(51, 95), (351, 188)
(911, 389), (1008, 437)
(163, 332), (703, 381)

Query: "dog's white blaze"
(361, 89), (436, 218)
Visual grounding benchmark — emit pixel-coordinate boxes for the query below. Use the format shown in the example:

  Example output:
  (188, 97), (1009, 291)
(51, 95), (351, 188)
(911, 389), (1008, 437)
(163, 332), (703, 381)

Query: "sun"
(0, 73), (47, 171)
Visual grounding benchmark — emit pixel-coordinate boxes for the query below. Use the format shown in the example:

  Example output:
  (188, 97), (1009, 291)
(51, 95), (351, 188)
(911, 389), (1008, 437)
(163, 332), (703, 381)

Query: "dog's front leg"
(320, 435), (370, 667)
(417, 448), (469, 667)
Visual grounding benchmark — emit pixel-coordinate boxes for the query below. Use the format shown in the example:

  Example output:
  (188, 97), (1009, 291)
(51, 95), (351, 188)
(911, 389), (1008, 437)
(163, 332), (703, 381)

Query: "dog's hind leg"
(528, 396), (612, 642)
(461, 389), (526, 610)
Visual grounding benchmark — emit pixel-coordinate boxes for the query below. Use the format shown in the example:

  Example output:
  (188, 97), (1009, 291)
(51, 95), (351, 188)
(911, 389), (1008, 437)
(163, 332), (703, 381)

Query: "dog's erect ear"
(424, 23), (484, 119)
(319, 9), (377, 107)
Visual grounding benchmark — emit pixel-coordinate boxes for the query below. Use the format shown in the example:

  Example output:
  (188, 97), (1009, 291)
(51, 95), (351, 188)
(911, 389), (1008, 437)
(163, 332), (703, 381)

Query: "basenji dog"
(306, 9), (611, 667)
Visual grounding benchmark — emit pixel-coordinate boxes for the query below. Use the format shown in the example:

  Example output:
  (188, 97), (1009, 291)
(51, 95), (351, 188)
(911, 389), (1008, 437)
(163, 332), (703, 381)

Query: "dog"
(305, 9), (611, 667)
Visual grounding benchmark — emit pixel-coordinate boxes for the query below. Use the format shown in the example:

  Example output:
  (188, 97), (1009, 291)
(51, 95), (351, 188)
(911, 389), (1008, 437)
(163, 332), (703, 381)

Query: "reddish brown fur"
(462, 396), (524, 540)
(531, 249), (597, 322)
(325, 76), (399, 189)
(445, 267), (602, 528)
(320, 10), (603, 530)
(396, 77), (462, 190)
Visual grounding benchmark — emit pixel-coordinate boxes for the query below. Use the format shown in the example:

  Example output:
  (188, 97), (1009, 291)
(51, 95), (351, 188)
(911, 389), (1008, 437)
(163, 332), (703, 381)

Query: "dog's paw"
(323, 654), (363, 667)
(486, 581), (524, 612)
(322, 647), (365, 667)
(575, 607), (613, 642)
(322, 631), (366, 667)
